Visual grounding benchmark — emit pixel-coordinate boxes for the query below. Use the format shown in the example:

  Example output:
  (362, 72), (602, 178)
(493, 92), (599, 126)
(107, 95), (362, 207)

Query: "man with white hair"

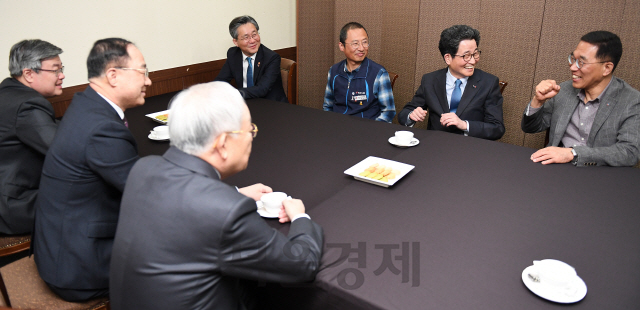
(110, 82), (323, 309)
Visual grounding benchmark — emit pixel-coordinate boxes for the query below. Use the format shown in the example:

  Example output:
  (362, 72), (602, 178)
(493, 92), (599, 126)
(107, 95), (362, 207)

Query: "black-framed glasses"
(568, 54), (609, 69)
(114, 67), (149, 78)
(347, 40), (369, 49)
(37, 66), (64, 75)
(454, 50), (481, 62)
(239, 32), (260, 42)
(228, 123), (258, 138)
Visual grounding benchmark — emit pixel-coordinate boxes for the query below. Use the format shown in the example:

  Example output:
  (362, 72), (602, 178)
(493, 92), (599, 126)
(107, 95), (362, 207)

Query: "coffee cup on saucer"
(395, 131), (414, 146)
(260, 192), (288, 214)
(531, 259), (577, 288)
(150, 125), (169, 140)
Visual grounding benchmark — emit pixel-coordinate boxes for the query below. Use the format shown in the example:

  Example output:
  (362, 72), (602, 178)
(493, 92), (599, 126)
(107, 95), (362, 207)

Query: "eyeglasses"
(37, 66), (64, 76)
(568, 54), (609, 69)
(115, 67), (149, 78)
(346, 40), (369, 49)
(454, 50), (481, 62)
(228, 123), (258, 138)
(238, 32), (260, 42)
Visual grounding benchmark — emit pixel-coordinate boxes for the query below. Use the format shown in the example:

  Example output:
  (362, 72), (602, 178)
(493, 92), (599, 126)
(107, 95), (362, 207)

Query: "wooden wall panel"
(380, 0), (420, 124)
(524, 0), (626, 149)
(477, 0), (545, 146)
(297, 0), (335, 109)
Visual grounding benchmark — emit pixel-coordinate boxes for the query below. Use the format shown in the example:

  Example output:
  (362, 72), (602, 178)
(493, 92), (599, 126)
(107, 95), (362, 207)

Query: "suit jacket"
(33, 85), (139, 290)
(110, 147), (323, 310)
(0, 78), (58, 234)
(398, 68), (505, 140)
(522, 77), (640, 167)
(215, 44), (289, 103)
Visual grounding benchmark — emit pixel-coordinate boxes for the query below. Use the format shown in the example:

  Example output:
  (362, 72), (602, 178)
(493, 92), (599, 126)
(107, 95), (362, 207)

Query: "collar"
(163, 146), (221, 180)
(343, 58), (366, 74)
(446, 68), (470, 85)
(243, 52), (257, 62)
(96, 92), (125, 119)
(577, 77), (613, 103)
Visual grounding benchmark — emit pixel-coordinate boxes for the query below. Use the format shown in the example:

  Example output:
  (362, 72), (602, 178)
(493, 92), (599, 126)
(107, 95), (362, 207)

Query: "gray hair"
(169, 82), (245, 155)
(229, 15), (259, 39)
(9, 39), (63, 77)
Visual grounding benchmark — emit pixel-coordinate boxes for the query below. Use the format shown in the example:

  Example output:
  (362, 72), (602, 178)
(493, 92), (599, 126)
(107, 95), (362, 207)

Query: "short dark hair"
(87, 38), (133, 79)
(438, 25), (480, 58)
(229, 15), (259, 39)
(580, 31), (622, 73)
(340, 22), (367, 45)
(9, 39), (63, 77)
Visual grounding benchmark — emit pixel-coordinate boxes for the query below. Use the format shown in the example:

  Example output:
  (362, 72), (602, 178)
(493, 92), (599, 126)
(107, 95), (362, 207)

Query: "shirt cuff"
(525, 101), (542, 116)
(292, 213), (311, 222)
(464, 120), (469, 136)
(406, 113), (416, 127)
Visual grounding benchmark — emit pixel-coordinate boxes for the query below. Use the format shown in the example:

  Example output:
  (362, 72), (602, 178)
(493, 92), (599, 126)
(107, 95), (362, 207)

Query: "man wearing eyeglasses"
(33, 38), (152, 301)
(0, 39), (63, 235)
(324, 22), (396, 123)
(110, 82), (323, 309)
(399, 25), (505, 140)
(215, 15), (288, 103)
(522, 31), (640, 167)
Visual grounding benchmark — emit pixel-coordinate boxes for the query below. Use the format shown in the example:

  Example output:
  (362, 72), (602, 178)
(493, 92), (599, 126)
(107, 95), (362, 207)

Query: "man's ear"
(105, 68), (118, 86)
(444, 54), (453, 66)
(214, 133), (229, 160)
(602, 62), (614, 77)
(339, 42), (345, 52)
(233, 39), (239, 48)
(22, 68), (35, 83)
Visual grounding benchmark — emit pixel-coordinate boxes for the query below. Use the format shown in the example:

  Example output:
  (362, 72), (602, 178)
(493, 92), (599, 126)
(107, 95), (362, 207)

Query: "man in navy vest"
(323, 22), (395, 123)
(398, 25), (505, 140)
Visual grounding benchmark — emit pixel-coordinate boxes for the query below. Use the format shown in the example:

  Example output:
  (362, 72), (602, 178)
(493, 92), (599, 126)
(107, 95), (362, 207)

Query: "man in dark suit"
(215, 15), (289, 103)
(522, 31), (640, 167)
(110, 82), (323, 309)
(0, 39), (64, 234)
(399, 25), (504, 140)
(33, 38), (152, 301)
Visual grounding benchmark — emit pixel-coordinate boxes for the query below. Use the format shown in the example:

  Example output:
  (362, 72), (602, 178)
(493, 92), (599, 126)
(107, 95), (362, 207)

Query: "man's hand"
(530, 147), (574, 165)
(409, 107), (428, 122)
(238, 183), (273, 201)
(279, 199), (305, 223)
(531, 80), (561, 108)
(440, 113), (467, 130)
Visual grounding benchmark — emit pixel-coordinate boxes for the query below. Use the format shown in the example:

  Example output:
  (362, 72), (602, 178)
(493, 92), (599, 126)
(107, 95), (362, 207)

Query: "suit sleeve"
(398, 75), (428, 126)
(219, 198), (323, 283)
(241, 52), (282, 100)
(521, 98), (553, 135)
(466, 76), (505, 140)
(86, 120), (139, 192)
(215, 58), (234, 83)
(15, 99), (58, 155)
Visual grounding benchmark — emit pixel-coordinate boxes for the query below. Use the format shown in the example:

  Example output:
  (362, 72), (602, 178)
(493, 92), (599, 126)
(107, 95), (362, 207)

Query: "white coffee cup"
(395, 131), (414, 146)
(260, 192), (288, 214)
(532, 259), (577, 288)
(150, 125), (169, 140)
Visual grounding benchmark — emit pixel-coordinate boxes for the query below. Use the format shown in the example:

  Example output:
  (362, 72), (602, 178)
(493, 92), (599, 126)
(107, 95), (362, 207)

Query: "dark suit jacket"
(522, 77), (640, 166)
(33, 85), (139, 291)
(110, 147), (323, 310)
(399, 68), (505, 140)
(215, 44), (289, 103)
(0, 78), (58, 234)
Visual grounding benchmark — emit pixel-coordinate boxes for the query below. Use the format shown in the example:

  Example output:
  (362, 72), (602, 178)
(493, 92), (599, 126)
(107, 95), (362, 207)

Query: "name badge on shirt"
(352, 93), (367, 102)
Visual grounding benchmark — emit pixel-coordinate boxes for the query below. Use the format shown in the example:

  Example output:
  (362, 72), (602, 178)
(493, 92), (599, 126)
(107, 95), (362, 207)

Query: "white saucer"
(522, 265), (587, 303)
(148, 133), (169, 141)
(388, 136), (419, 148)
(255, 201), (278, 218)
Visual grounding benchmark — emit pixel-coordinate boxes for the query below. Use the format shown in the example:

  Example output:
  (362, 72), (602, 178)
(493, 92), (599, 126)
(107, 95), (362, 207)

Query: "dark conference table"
(126, 93), (640, 310)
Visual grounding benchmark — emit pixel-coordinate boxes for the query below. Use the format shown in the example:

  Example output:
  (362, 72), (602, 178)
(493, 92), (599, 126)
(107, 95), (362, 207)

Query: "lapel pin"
(257, 62), (261, 68)
(473, 85), (476, 88)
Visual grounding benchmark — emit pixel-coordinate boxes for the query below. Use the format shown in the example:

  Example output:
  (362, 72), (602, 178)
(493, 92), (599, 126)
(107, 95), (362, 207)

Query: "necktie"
(450, 79), (462, 113)
(123, 116), (129, 128)
(246, 57), (254, 87)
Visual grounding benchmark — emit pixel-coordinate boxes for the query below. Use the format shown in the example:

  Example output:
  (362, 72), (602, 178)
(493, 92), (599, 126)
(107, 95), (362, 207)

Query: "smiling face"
(339, 28), (369, 69)
(30, 56), (64, 97)
(233, 23), (261, 56)
(444, 39), (478, 79)
(117, 45), (152, 109)
(570, 41), (612, 92)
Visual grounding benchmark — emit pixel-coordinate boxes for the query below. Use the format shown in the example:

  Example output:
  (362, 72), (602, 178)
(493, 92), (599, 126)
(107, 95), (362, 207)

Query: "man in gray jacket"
(522, 31), (640, 167)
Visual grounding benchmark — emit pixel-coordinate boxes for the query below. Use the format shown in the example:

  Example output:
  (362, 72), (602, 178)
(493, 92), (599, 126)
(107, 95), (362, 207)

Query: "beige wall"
(0, 0), (296, 87)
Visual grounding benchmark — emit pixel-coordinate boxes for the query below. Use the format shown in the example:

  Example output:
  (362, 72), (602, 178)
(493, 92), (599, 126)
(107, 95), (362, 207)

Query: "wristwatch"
(570, 148), (578, 165)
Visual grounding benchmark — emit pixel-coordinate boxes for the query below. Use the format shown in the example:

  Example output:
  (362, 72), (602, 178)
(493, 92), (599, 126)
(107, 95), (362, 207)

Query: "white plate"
(148, 133), (169, 141)
(388, 136), (420, 148)
(344, 156), (415, 188)
(255, 201), (278, 218)
(522, 265), (587, 303)
(145, 110), (170, 124)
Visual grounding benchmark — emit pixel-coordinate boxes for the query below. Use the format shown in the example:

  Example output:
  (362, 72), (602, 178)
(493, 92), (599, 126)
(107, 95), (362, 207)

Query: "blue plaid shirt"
(323, 64), (396, 123)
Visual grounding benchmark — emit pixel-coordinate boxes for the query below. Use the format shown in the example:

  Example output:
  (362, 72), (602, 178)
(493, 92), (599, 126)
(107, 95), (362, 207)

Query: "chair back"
(0, 256), (109, 309)
(280, 58), (297, 105)
(0, 234), (31, 257)
(499, 81), (508, 94)
(387, 71), (399, 90)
